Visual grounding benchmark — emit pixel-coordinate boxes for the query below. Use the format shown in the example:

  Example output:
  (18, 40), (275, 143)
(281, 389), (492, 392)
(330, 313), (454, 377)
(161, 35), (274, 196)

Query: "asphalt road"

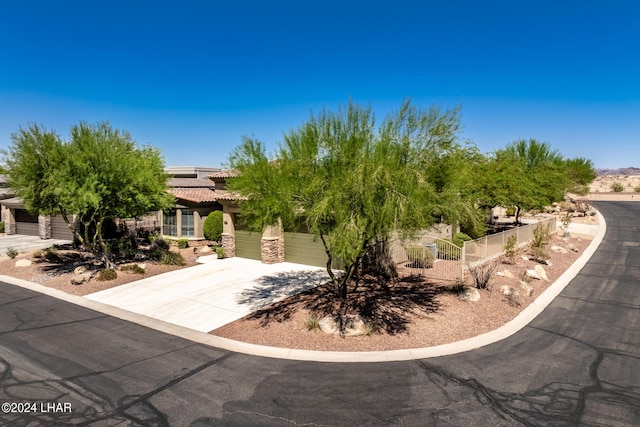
(0, 202), (639, 426)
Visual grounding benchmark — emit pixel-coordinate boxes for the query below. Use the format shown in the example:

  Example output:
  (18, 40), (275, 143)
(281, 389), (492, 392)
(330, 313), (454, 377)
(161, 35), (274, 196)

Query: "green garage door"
(284, 232), (328, 267)
(234, 230), (262, 260)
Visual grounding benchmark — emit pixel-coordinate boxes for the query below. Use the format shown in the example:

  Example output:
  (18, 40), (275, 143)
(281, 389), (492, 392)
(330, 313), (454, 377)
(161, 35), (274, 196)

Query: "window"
(163, 209), (177, 236)
(181, 209), (195, 237)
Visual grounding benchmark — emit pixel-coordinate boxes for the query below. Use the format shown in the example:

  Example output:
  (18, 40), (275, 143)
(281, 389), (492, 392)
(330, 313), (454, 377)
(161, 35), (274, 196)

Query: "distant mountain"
(597, 167), (640, 176)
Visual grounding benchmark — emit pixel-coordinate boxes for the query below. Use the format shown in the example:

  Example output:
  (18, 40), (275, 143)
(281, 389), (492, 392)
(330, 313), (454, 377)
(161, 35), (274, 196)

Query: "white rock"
(526, 269), (542, 280)
(74, 266), (87, 274)
(567, 244), (579, 252)
(534, 265), (549, 281)
(137, 263), (146, 270)
(519, 281), (534, 297)
(551, 245), (568, 254)
(199, 245), (212, 253)
(503, 270), (516, 279)
(521, 255), (529, 261)
(15, 259), (31, 267)
(459, 287), (481, 302)
(319, 315), (368, 337)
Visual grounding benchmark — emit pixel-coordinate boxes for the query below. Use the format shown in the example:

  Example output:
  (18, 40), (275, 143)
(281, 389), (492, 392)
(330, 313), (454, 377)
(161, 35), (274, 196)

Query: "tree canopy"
(228, 100), (478, 298)
(3, 122), (174, 261)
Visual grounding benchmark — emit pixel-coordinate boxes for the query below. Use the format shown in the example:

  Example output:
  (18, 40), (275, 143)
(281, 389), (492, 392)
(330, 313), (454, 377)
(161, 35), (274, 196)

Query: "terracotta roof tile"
(168, 188), (219, 204)
(208, 170), (240, 179)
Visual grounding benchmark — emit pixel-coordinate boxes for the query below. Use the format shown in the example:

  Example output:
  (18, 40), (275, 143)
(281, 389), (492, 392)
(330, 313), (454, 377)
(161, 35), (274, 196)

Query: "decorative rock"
(521, 255), (529, 261)
(137, 263), (146, 271)
(551, 245), (568, 254)
(501, 285), (521, 305)
(534, 265), (549, 281)
(459, 287), (481, 302)
(503, 270), (516, 279)
(134, 252), (147, 261)
(519, 281), (534, 297)
(526, 269), (542, 280)
(74, 266), (87, 274)
(545, 260), (553, 266)
(567, 244), (579, 252)
(70, 272), (93, 286)
(319, 315), (368, 337)
(199, 245), (212, 253)
(15, 259), (32, 267)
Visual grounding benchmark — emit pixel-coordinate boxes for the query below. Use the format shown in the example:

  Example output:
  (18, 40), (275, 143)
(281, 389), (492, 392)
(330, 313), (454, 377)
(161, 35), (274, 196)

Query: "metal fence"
(388, 217), (557, 282)
(463, 217), (557, 266)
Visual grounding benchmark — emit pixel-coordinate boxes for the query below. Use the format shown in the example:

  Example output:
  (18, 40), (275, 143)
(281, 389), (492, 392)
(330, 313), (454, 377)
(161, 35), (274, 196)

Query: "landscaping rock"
(319, 315), (368, 337)
(70, 272), (93, 286)
(503, 270), (516, 279)
(74, 266), (87, 274)
(526, 269), (542, 280)
(15, 259), (32, 267)
(459, 287), (481, 302)
(134, 252), (147, 261)
(519, 281), (534, 297)
(567, 244), (579, 252)
(551, 245), (568, 254)
(521, 255), (529, 261)
(500, 285), (521, 306)
(534, 265), (549, 281)
(199, 245), (212, 253)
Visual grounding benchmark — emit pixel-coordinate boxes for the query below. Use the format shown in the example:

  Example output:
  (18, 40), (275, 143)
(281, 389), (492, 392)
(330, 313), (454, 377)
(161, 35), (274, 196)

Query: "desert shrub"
(502, 235), (518, 264)
(530, 245), (549, 263)
(107, 235), (138, 259)
(6, 247), (18, 259)
(468, 259), (499, 290)
(560, 211), (572, 236)
(406, 245), (434, 268)
(120, 264), (146, 274)
(532, 224), (551, 248)
(635, 185), (640, 193)
(304, 312), (320, 331)
(451, 280), (467, 295)
(611, 182), (624, 192)
(177, 238), (189, 249)
(0, 221), (5, 233)
(452, 232), (472, 247)
(44, 246), (61, 262)
(505, 206), (516, 217)
(161, 251), (186, 266)
(32, 249), (43, 258)
(203, 210), (223, 241)
(215, 246), (225, 259)
(98, 268), (118, 281)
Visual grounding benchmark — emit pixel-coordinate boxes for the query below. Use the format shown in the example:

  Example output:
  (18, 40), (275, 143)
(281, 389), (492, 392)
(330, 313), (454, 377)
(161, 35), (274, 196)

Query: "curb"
(1, 211), (606, 363)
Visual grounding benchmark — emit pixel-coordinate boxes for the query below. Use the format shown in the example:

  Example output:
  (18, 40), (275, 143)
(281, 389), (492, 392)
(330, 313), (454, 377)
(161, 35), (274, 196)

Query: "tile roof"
(208, 170), (240, 179)
(211, 189), (248, 201)
(168, 188), (219, 204)
(168, 177), (216, 188)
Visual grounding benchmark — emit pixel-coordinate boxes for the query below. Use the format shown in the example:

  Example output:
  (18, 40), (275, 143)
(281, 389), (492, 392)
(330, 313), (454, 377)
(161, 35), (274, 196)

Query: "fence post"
(461, 242), (465, 281)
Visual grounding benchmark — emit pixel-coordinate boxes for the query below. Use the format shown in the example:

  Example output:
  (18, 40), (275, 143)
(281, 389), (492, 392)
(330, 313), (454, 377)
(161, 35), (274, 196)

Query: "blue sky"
(1, 1), (639, 169)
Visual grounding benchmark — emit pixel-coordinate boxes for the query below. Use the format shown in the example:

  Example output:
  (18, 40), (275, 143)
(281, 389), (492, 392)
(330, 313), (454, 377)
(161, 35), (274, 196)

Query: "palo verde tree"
(4, 122), (174, 265)
(228, 100), (473, 299)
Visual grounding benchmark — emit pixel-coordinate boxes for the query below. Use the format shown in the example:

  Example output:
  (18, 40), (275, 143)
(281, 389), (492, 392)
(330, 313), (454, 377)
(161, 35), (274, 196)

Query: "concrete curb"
(1, 211), (606, 363)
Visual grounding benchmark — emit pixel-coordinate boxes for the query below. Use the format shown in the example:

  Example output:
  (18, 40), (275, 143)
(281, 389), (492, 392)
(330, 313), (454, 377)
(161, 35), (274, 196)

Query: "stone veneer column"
(3, 207), (16, 235)
(38, 215), (51, 239)
(261, 236), (284, 264)
(221, 233), (235, 258)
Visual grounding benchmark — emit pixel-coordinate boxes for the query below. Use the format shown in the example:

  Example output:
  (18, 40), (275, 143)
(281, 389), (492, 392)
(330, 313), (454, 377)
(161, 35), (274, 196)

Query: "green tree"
(477, 138), (567, 223)
(203, 210), (223, 241)
(4, 122), (174, 264)
(564, 157), (597, 195)
(229, 100), (472, 298)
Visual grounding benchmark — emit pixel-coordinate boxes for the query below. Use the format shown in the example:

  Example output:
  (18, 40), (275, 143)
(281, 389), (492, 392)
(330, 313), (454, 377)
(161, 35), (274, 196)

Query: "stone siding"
(221, 233), (236, 258)
(261, 237), (284, 264)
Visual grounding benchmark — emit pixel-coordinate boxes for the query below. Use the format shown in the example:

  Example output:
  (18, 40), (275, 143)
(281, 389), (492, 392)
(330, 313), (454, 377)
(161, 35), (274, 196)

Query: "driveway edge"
(1, 211), (606, 363)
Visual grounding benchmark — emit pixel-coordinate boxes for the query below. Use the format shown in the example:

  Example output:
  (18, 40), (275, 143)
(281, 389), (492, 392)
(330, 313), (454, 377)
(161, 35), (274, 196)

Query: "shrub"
(203, 210), (223, 241)
(406, 245), (434, 268)
(468, 259), (499, 290)
(560, 211), (572, 236)
(0, 221), (4, 233)
(532, 224), (551, 249)
(451, 280), (467, 295)
(98, 268), (118, 281)
(452, 232), (472, 248)
(502, 235), (518, 264)
(161, 251), (186, 266)
(6, 247), (18, 259)
(611, 182), (624, 192)
(32, 249), (43, 258)
(44, 246), (61, 262)
(107, 235), (138, 259)
(505, 206), (516, 217)
(304, 312), (320, 331)
(635, 185), (640, 193)
(177, 238), (189, 249)
(120, 264), (146, 274)
(215, 246), (225, 259)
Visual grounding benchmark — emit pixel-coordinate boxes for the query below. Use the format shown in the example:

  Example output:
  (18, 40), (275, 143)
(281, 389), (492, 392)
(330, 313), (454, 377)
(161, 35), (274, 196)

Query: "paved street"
(0, 201), (638, 426)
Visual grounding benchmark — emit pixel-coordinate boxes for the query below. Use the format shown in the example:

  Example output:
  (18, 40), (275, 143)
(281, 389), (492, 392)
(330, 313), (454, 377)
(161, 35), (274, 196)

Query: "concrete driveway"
(85, 256), (331, 332)
(0, 234), (72, 254)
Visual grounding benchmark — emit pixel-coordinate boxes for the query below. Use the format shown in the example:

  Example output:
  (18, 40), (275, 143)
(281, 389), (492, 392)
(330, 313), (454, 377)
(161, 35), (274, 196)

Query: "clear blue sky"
(1, 1), (639, 169)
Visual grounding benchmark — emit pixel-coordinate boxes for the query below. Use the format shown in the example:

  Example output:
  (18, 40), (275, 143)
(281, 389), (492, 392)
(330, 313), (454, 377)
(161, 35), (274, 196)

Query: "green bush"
(611, 182), (624, 192)
(177, 238), (189, 249)
(0, 221), (5, 233)
(203, 210), (223, 241)
(452, 232), (472, 248)
(505, 206), (516, 217)
(406, 245), (434, 268)
(98, 268), (118, 281)
(6, 247), (18, 259)
(502, 235), (518, 264)
(215, 246), (225, 259)
(161, 251), (186, 266)
(120, 264), (146, 274)
(635, 185), (640, 193)
(44, 246), (61, 262)
(107, 236), (138, 259)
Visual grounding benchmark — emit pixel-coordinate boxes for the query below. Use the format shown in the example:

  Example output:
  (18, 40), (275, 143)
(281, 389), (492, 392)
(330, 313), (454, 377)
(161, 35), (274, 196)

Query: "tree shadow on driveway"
(243, 273), (444, 335)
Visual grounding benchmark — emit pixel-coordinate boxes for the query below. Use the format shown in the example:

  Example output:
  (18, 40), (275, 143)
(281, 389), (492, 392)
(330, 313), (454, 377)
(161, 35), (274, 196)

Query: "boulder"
(459, 287), (481, 302)
(519, 281), (534, 297)
(199, 245), (212, 253)
(551, 245), (568, 254)
(534, 265), (549, 281)
(70, 272), (93, 286)
(15, 259), (32, 267)
(521, 255), (529, 261)
(526, 269), (542, 280)
(567, 244), (579, 252)
(74, 266), (87, 274)
(501, 285), (521, 306)
(319, 315), (368, 337)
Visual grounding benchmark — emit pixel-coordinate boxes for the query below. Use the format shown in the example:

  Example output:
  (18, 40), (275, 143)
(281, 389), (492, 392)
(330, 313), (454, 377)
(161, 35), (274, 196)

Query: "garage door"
(234, 230), (262, 260)
(15, 209), (39, 236)
(51, 215), (74, 240)
(284, 232), (328, 267)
